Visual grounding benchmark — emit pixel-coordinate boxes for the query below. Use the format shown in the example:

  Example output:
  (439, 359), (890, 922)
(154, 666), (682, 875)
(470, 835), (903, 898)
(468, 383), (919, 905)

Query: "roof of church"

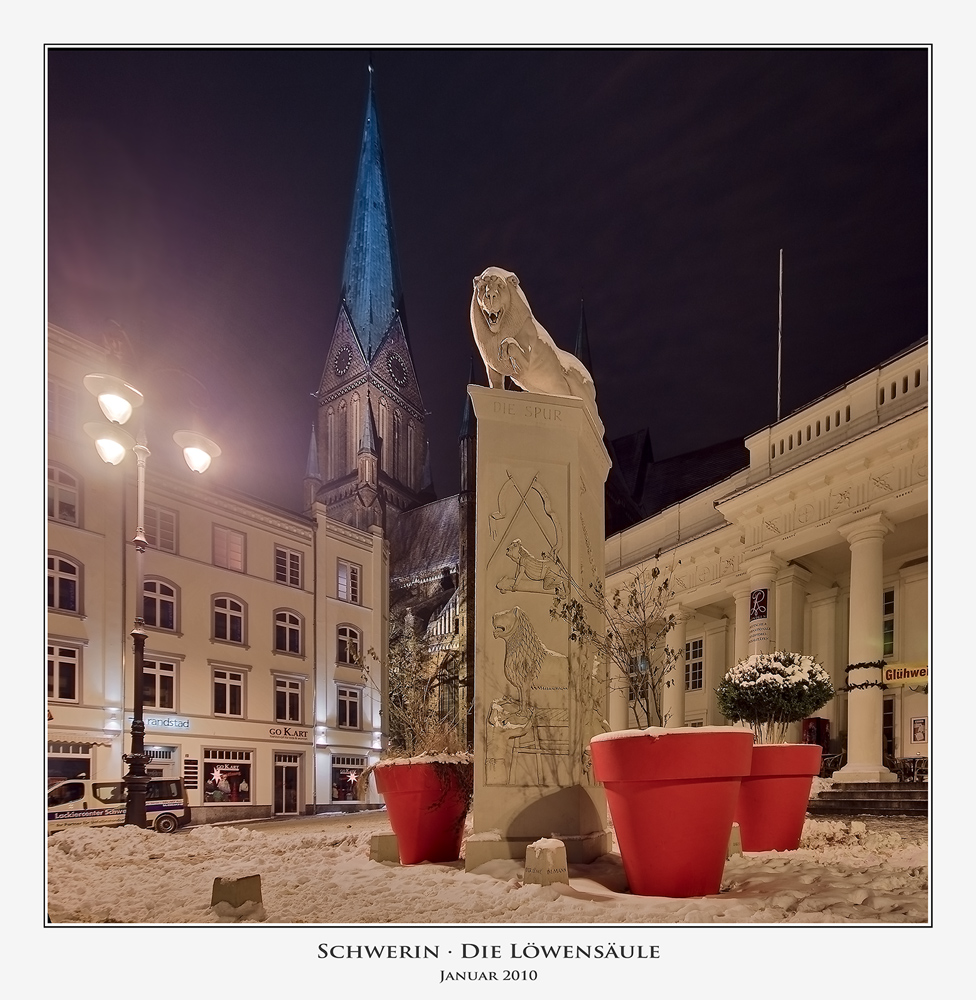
(637, 436), (750, 518)
(340, 67), (404, 360)
(388, 495), (460, 584)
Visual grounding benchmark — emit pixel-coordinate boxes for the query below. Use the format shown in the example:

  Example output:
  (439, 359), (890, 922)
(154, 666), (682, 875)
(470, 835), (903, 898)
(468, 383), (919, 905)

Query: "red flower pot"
(734, 743), (822, 852)
(373, 759), (472, 865)
(590, 728), (754, 897)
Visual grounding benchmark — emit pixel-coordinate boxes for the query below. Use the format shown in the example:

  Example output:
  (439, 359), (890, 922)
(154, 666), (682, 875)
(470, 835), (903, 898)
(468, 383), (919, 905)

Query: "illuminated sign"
(881, 664), (928, 687)
(128, 715), (191, 729)
(269, 726), (310, 740)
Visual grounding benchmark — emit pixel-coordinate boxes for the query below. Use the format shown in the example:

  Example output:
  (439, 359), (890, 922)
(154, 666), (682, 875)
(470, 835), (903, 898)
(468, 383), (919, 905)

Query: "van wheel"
(154, 813), (179, 834)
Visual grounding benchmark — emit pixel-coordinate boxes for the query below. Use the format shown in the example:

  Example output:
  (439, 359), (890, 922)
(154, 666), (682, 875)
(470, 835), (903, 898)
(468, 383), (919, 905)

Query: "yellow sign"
(882, 663), (928, 686)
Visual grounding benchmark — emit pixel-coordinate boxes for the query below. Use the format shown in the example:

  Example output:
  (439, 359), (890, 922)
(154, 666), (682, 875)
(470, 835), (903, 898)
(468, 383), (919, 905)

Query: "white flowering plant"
(716, 651), (834, 745)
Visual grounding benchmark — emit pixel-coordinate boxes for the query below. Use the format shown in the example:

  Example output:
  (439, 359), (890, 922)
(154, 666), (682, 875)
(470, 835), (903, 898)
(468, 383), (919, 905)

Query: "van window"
(48, 782), (85, 807)
(146, 780), (182, 801)
(92, 782), (125, 804)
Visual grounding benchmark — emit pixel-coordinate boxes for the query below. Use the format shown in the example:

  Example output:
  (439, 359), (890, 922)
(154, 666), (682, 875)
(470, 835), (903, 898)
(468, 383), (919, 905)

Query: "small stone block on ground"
(727, 823), (742, 858)
(210, 874), (262, 909)
(370, 832), (400, 864)
(523, 838), (570, 886)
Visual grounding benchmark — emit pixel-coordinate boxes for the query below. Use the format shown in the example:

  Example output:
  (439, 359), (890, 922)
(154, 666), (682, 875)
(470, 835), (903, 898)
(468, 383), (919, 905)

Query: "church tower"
(311, 66), (430, 531)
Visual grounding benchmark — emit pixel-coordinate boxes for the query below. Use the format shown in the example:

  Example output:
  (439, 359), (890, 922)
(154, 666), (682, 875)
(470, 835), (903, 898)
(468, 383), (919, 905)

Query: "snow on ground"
(47, 810), (928, 925)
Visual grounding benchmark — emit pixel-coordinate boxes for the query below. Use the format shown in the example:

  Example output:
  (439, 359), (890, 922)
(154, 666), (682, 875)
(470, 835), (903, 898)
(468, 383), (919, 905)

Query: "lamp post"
(84, 373), (220, 828)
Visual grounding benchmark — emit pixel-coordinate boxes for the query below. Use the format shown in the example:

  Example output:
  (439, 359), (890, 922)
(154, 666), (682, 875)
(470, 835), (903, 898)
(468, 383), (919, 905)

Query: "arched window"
(393, 411), (402, 481)
(143, 579), (177, 631)
(47, 554), (80, 613)
(274, 610), (303, 655)
(213, 596), (245, 644)
(337, 402), (348, 473)
(47, 466), (79, 525)
(337, 625), (361, 664)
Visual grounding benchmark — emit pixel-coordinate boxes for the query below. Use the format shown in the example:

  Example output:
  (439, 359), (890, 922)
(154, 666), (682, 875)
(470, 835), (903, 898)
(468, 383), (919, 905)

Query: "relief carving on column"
(489, 470), (565, 596)
(485, 606), (571, 786)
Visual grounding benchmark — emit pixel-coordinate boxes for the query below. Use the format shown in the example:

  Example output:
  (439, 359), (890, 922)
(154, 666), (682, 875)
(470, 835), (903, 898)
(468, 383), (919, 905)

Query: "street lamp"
(84, 372), (220, 828)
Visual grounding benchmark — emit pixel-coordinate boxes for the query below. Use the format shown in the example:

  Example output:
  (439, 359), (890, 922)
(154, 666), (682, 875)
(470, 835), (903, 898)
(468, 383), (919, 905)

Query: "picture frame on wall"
(911, 717), (927, 744)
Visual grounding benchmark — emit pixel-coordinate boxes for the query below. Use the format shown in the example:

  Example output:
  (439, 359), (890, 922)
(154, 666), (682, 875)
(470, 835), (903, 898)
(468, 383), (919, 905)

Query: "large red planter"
(734, 743), (822, 852)
(373, 759), (473, 865)
(590, 728), (754, 898)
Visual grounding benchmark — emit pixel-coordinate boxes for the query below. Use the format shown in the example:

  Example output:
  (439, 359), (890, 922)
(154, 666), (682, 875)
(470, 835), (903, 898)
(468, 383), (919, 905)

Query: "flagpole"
(776, 249), (783, 422)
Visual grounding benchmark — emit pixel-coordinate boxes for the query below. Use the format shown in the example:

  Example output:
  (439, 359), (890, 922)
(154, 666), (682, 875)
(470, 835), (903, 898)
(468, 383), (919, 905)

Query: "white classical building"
(606, 340), (929, 781)
(47, 323), (389, 821)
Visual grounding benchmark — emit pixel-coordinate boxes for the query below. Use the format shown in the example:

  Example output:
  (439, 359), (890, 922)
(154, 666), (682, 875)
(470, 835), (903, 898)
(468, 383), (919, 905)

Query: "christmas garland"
(842, 660), (887, 691)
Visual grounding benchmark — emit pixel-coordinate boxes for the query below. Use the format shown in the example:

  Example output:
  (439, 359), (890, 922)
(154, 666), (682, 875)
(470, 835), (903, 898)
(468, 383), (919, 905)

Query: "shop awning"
(48, 731), (118, 747)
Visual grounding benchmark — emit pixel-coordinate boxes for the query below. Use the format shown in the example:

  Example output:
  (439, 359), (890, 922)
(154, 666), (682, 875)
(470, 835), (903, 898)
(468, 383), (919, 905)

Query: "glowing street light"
(84, 372), (220, 828)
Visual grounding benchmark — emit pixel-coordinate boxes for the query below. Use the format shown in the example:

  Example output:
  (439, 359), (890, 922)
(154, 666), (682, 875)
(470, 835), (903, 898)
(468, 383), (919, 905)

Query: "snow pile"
(46, 812), (928, 925)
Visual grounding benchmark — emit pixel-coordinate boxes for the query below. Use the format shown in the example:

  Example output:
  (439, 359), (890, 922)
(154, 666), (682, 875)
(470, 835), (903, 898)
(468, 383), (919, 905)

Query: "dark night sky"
(46, 47), (929, 512)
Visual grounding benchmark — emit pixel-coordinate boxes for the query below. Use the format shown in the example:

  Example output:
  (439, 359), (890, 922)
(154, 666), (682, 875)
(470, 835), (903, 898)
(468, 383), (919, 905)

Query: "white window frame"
(274, 610), (303, 656)
(145, 502), (177, 552)
(336, 624), (361, 665)
(143, 578), (178, 632)
(337, 685), (362, 730)
(47, 553), (80, 614)
(213, 524), (245, 572)
(143, 658), (178, 712)
(274, 675), (304, 724)
(48, 643), (80, 703)
(48, 465), (80, 526)
(212, 667), (246, 718)
(883, 588), (896, 659)
(213, 595), (246, 645)
(275, 546), (303, 588)
(337, 559), (361, 604)
(685, 637), (704, 691)
(48, 379), (77, 439)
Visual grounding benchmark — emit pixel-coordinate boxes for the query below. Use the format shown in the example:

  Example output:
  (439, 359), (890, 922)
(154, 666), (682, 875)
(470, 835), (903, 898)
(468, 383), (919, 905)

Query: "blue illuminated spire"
(340, 64), (404, 360)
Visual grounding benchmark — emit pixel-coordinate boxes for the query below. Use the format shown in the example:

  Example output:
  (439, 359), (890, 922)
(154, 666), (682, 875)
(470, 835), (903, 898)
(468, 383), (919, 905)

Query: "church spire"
(460, 356), (478, 442)
(359, 391), (379, 456)
(574, 298), (593, 376)
(340, 64), (404, 360)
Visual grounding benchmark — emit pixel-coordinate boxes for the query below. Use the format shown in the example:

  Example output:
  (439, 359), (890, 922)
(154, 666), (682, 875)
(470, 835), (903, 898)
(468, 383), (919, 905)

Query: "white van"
(47, 777), (190, 834)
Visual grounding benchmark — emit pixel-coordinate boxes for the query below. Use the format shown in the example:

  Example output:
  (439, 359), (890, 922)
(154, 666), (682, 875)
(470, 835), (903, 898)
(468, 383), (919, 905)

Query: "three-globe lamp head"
(83, 372), (220, 473)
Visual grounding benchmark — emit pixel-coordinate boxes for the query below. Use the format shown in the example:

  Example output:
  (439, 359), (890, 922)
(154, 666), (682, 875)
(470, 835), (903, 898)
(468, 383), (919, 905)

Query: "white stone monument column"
(835, 514), (897, 783)
(465, 386), (611, 868)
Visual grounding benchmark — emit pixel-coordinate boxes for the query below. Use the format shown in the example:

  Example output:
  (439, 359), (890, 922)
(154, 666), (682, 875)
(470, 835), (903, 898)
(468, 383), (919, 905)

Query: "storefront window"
(203, 749), (252, 803)
(331, 755), (366, 801)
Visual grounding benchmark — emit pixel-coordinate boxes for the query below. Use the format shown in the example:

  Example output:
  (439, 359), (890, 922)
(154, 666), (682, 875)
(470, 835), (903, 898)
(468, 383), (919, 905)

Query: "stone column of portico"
(663, 608), (689, 727)
(775, 564), (811, 652)
(702, 618), (729, 725)
(742, 554), (785, 656)
(808, 587), (840, 751)
(731, 585), (752, 666)
(835, 514), (897, 783)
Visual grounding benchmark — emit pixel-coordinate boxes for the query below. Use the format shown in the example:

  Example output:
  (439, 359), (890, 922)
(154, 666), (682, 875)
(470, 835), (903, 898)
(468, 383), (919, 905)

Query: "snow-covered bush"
(716, 651), (834, 744)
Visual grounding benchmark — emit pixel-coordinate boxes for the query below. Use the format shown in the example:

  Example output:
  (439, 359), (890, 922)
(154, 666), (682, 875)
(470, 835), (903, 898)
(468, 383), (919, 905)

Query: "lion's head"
(492, 606), (547, 677)
(491, 607), (520, 641)
(505, 538), (525, 561)
(473, 267), (520, 334)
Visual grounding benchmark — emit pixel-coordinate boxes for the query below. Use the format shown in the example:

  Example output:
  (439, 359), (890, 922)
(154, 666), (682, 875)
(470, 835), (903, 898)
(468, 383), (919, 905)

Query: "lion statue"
(471, 266), (604, 435)
(492, 606), (569, 712)
(496, 538), (562, 595)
